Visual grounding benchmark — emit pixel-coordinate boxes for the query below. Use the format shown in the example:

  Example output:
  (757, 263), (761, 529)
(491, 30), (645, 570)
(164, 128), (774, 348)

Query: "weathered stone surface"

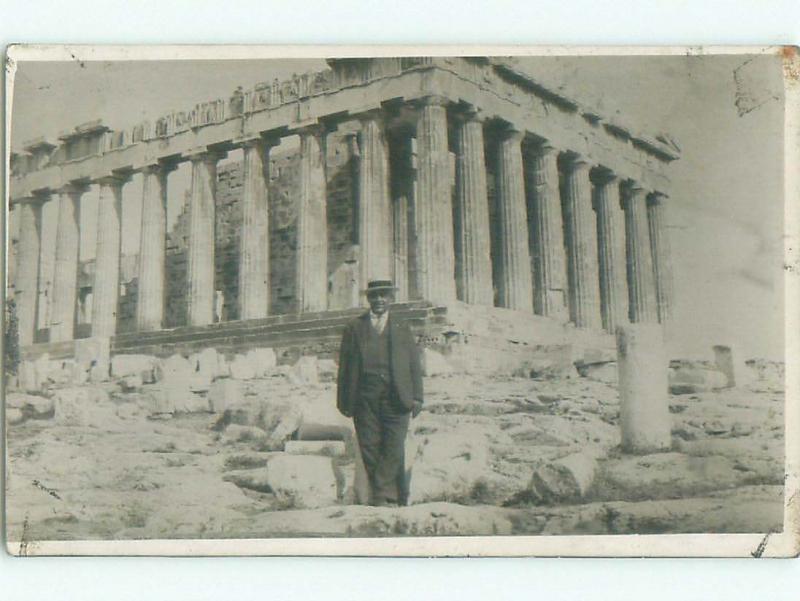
(207, 378), (244, 413)
(423, 348), (452, 377)
(146, 382), (210, 415)
(264, 454), (338, 509)
(669, 364), (727, 395)
(52, 386), (121, 428)
(111, 354), (158, 383)
(75, 336), (111, 373)
(214, 395), (303, 450)
(531, 451), (598, 502)
(221, 424), (270, 446)
(317, 358), (337, 382)
(575, 360), (617, 385)
(296, 393), (354, 441)
(288, 355), (319, 385)
(247, 348), (278, 377)
(595, 452), (741, 500)
(8, 392), (55, 418)
(192, 347), (228, 381)
(284, 440), (346, 457)
(7, 407), (26, 425)
(120, 374), (143, 392)
(222, 468), (272, 493)
(744, 359), (785, 391)
(16, 360), (40, 392)
(156, 354), (192, 381)
(229, 354), (256, 380)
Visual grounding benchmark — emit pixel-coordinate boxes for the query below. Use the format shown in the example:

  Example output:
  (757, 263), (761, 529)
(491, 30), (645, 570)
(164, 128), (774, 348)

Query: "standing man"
(336, 279), (424, 506)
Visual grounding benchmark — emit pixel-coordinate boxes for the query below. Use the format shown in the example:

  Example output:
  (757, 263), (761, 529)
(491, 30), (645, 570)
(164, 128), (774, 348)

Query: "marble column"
(137, 164), (170, 331)
(414, 96), (456, 304)
(296, 125), (328, 313)
(528, 143), (568, 318)
(239, 137), (274, 320)
(592, 170), (627, 334)
(622, 182), (658, 323)
(187, 150), (223, 326)
(91, 176), (126, 338)
(393, 193), (410, 302)
(495, 129), (533, 311)
(453, 111), (493, 306)
(648, 192), (675, 323)
(50, 184), (84, 342)
(14, 198), (42, 346)
(357, 112), (393, 286)
(562, 155), (602, 329)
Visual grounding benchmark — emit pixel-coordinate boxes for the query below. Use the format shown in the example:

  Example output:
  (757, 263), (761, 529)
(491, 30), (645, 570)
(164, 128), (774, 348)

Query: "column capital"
(235, 134), (281, 150)
(499, 127), (525, 144)
(536, 141), (560, 157)
(452, 107), (485, 124)
(562, 152), (592, 172)
(355, 107), (387, 124)
(414, 94), (450, 109)
(292, 121), (327, 137)
(183, 147), (226, 164)
(622, 179), (648, 202)
(95, 174), (130, 188)
(590, 166), (620, 186)
(647, 191), (669, 207)
(58, 181), (89, 196)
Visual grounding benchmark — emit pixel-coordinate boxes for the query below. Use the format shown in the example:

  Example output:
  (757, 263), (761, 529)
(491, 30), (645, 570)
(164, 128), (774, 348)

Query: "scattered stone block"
(7, 392), (54, 419)
(222, 468), (272, 493)
(155, 354), (193, 383)
(7, 407), (25, 426)
(74, 337), (110, 381)
(288, 355), (319, 385)
(229, 354), (256, 380)
(147, 381), (210, 415)
(120, 374), (143, 392)
(221, 424), (270, 446)
(16, 360), (40, 392)
(52, 386), (120, 427)
(284, 440), (346, 457)
(208, 379), (244, 413)
(111, 354), (158, 383)
(712, 345), (736, 388)
(246, 348), (278, 378)
(575, 360), (617, 385)
(668, 363), (727, 395)
(531, 452), (599, 502)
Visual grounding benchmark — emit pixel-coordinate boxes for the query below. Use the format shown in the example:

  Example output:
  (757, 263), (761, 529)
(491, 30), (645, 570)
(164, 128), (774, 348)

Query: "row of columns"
(12, 96), (673, 346)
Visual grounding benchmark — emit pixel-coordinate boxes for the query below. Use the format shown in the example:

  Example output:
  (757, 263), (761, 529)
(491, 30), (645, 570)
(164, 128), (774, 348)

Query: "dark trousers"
(354, 378), (410, 506)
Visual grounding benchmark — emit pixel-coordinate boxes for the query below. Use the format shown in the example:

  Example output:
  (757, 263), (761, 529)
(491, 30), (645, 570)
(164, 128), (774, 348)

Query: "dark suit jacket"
(336, 311), (423, 417)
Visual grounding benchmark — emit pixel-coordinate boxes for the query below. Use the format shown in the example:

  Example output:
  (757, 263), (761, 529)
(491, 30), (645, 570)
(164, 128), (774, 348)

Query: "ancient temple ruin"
(8, 57), (678, 358)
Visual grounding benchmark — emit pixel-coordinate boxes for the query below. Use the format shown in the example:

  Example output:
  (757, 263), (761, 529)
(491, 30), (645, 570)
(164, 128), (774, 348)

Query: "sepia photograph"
(3, 45), (798, 557)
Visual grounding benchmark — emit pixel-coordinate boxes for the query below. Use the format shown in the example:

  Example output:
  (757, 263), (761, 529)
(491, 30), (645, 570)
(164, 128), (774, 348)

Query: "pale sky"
(8, 55), (787, 360)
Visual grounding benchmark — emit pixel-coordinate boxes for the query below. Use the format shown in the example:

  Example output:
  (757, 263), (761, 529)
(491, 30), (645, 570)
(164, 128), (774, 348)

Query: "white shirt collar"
(369, 311), (389, 334)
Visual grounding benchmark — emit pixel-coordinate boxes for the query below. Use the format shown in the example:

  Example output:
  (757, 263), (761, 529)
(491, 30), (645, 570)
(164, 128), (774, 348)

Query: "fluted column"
(239, 137), (275, 320)
(622, 182), (658, 323)
(453, 111), (493, 306)
(50, 184), (84, 342)
(495, 129), (533, 311)
(136, 164), (171, 331)
(414, 97), (456, 304)
(647, 192), (675, 323)
(592, 170), (627, 333)
(528, 143), (568, 318)
(357, 112), (393, 285)
(187, 150), (223, 326)
(562, 155), (602, 329)
(393, 193), (409, 302)
(296, 125), (328, 312)
(91, 176), (127, 337)
(14, 198), (42, 345)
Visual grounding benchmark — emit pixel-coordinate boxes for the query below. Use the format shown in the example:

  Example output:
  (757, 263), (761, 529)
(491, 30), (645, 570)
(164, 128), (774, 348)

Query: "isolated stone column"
(137, 164), (170, 331)
(357, 112), (393, 285)
(91, 175), (127, 338)
(592, 170), (627, 334)
(712, 344), (736, 388)
(562, 155), (601, 329)
(414, 96), (456, 304)
(239, 137), (275, 320)
(647, 192), (675, 324)
(495, 129), (533, 311)
(453, 111), (493, 306)
(50, 184), (84, 342)
(14, 198), (42, 346)
(617, 323), (671, 453)
(528, 143), (568, 318)
(296, 125), (329, 312)
(622, 182), (658, 323)
(187, 150), (223, 326)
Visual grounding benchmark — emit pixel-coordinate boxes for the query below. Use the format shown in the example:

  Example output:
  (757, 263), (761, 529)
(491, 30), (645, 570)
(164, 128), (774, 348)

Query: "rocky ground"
(5, 347), (786, 545)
